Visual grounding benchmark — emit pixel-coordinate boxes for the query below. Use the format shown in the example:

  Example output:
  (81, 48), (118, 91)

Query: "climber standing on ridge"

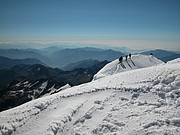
(119, 56), (126, 69)
(125, 55), (128, 61)
(119, 56), (123, 63)
(149, 53), (153, 58)
(128, 53), (135, 66)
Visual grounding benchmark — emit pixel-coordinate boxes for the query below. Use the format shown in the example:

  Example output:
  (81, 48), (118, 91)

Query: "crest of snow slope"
(93, 54), (163, 80)
(0, 58), (180, 135)
(43, 84), (72, 97)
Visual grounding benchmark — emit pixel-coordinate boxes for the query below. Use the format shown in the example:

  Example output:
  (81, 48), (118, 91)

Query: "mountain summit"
(93, 54), (163, 80)
(0, 56), (179, 135)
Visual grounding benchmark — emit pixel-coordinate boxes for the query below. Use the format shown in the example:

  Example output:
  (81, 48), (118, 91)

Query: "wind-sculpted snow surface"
(0, 57), (179, 135)
(93, 54), (163, 80)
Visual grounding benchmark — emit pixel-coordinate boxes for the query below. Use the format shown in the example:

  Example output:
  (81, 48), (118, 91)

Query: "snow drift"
(0, 56), (179, 135)
(93, 54), (163, 80)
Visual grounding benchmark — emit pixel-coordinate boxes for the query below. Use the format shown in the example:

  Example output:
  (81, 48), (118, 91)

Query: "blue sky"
(0, 0), (180, 50)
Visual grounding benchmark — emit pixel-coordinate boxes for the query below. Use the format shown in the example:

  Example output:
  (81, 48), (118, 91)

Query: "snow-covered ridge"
(49, 84), (71, 95)
(167, 57), (180, 64)
(0, 58), (179, 135)
(93, 54), (163, 80)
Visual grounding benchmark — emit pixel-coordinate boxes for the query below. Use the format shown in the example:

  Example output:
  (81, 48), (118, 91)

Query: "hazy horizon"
(0, 0), (180, 51)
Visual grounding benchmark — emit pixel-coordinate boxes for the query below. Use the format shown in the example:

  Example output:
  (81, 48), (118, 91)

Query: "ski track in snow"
(0, 57), (180, 135)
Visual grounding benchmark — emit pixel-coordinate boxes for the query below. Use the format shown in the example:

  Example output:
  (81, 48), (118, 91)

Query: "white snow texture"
(0, 55), (180, 135)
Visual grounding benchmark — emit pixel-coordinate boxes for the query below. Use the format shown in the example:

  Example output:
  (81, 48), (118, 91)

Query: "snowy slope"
(93, 55), (163, 80)
(48, 84), (71, 95)
(0, 57), (179, 135)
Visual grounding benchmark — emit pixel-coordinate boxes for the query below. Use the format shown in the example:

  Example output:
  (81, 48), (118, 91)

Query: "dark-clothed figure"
(125, 55), (128, 61)
(119, 56), (123, 63)
(129, 54), (131, 59)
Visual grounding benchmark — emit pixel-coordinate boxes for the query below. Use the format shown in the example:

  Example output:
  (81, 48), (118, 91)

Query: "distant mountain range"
(141, 49), (180, 62)
(0, 47), (179, 69)
(0, 55), (109, 85)
(62, 59), (109, 71)
(0, 48), (50, 65)
(50, 48), (124, 67)
(0, 56), (47, 69)
(0, 47), (124, 68)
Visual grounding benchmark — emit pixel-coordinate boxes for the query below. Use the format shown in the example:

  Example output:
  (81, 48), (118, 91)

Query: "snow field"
(0, 57), (179, 135)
